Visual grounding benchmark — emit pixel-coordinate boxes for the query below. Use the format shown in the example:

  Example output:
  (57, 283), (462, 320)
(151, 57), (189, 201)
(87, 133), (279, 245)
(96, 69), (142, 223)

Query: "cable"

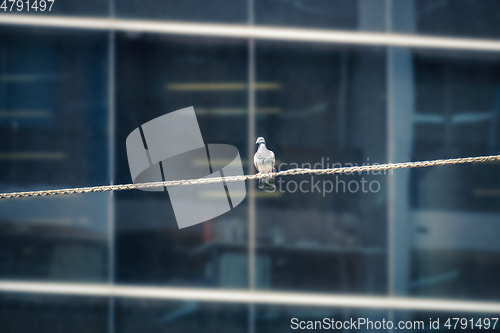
(0, 154), (499, 200)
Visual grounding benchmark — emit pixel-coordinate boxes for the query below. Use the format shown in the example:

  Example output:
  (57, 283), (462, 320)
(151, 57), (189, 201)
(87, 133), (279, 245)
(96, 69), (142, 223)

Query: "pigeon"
(254, 137), (276, 190)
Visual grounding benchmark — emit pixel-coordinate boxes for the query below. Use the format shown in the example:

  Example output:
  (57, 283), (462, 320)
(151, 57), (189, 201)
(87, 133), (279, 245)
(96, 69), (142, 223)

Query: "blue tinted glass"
(115, 0), (247, 23)
(0, 27), (110, 282)
(415, 0), (500, 39)
(255, 0), (360, 30)
(114, 34), (249, 287)
(409, 49), (500, 301)
(255, 304), (389, 331)
(116, 299), (248, 332)
(0, 294), (108, 333)
(2, 1), (500, 332)
(412, 49), (500, 212)
(254, 41), (388, 293)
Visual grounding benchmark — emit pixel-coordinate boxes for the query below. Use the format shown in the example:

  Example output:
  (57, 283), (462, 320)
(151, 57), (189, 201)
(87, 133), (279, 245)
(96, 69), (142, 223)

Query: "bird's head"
(255, 137), (266, 145)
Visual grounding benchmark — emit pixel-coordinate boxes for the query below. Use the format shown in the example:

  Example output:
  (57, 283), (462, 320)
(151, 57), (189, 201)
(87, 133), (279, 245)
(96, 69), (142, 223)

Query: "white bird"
(254, 137), (276, 190)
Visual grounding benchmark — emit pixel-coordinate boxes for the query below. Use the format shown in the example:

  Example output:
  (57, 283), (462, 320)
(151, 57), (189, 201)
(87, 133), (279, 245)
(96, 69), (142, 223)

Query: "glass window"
(255, 41), (388, 293)
(2, 1), (500, 331)
(415, 0), (500, 39)
(255, 0), (359, 30)
(0, 294), (108, 333)
(0, 27), (110, 282)
(114, 34), (249, 287)
(409, 49), (500, 301)
(115, 0), (248, 23)
(116, 299), (248, 332)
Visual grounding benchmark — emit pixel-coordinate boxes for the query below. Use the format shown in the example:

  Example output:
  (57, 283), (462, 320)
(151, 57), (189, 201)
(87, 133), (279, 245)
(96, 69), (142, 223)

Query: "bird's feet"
(258, 178), (265, 190)
(264, 177), (276, 190)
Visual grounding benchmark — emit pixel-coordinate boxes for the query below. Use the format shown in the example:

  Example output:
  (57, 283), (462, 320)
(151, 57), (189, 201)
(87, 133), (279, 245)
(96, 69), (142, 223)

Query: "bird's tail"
(264, 176), (276, 190)
(258, 178), (265, 190)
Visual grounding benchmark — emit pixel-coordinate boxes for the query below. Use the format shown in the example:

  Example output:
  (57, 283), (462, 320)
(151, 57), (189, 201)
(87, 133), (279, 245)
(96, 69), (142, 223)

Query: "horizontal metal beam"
(1, 14), (500, 51)
(0, 281), (499, 313)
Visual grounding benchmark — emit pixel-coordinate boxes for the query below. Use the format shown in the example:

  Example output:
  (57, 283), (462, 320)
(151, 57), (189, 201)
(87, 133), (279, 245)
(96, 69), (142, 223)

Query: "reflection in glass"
(255, 0), (359, 30)
(415, 0), (500, 39)
(0, 27), (110, 282)
(0, 294), (108, 333)
(115, 34), (249, 288)
(255, 41), (388, 293)
(116, 0), (247, 23)
(410, 49), (500, 301)
(116, 299), (248, 333)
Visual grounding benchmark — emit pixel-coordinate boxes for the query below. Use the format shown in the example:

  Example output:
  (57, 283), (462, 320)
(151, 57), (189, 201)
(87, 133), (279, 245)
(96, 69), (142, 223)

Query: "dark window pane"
(0, 27), (110, 282)
(255, 41), (387, 293)
(115, 34), (249, 287)
(0, 294), (108, 333)
(115, 0), (247, 23)
(0, 27), (109, 189)
(255, 0), (359, 30)
(416, 0), (500, 39)
(116, 299), (248, 333)
(412, 49), (500, 212)
(411, 248), (500, 301)
(409, 49), (500, 301)
(256, 304), (389, 333)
